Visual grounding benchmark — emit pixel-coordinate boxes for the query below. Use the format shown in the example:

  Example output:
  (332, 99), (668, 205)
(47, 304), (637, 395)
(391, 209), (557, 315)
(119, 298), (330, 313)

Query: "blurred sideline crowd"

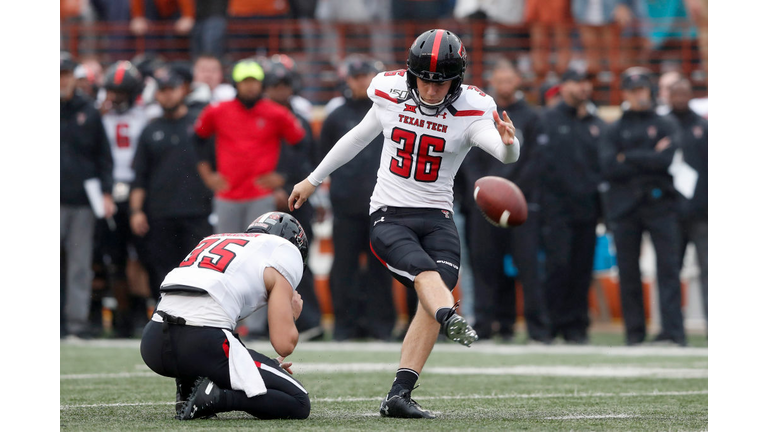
(61, 0), (708, 86)
(60, 1), (708, 348)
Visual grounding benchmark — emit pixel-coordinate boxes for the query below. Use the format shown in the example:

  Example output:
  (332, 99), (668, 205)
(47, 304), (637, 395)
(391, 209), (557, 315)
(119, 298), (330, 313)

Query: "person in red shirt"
(194, 59), (306, 236)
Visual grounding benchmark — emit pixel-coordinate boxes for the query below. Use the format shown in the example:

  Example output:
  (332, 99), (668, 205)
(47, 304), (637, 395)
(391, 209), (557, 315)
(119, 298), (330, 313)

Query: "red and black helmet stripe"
(113, 61), (127, 85)
(429, 29), (445, 73)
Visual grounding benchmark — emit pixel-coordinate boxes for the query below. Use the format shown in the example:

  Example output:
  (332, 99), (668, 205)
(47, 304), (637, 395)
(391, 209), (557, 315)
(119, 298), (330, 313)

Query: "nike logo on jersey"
(374, 217), (385, 226)
(397, 114), (448, 133)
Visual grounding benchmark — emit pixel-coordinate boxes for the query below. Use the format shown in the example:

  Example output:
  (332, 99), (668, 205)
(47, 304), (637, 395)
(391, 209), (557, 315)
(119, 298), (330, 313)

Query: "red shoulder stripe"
(374, 89), (399, 103)
(453, 110), (484, 117)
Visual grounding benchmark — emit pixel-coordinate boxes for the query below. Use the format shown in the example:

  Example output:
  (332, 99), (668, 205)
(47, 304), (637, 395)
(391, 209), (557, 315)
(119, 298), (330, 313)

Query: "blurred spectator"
(315, 0), (393, 64)
(683, 0), (707, 71)
(194, 59), (305, 238)
(538, 68), (605, 344)
(571, 0), (643, 74)
(666, 77), (707, 328)
(261, 55), (324, 339)
(74, 57), (103, 101)
(391, 0), (452, 20)
(539, 81), (562, 108)
(262, 54), (314, 124)
(454, 0), (526, 24)
(461, 59), (551, 343)
(643, 0), (697, 67)
(90, 0), (132, 21)
(192, 53), (237, 104)
(190, 0), (228, 60)
(599, 67), (686, 347)
(61, 0), (86, 22)
(99, 60), (151, 337)
(129, 70), (213, 301)
(229, 0), (290, 18)
(524, 0), (572, 76)
(129, 0), (195, 36)
(318, 56), (395, 341)
(132, 52), (167, 108)
(656, 70), (707, 118)
(61, 51), (115, 339)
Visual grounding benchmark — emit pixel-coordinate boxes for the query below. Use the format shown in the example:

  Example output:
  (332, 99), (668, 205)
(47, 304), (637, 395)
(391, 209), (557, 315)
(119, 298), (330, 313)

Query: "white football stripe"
(473, 186), (480, 200)
(290, 363), (707, 379)
(499, 210), (510, 227)
(61, 364), (706, 380)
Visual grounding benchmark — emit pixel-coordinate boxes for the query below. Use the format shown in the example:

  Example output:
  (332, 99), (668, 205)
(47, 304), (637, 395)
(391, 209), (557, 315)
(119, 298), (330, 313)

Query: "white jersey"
(101, 105), (149, 183)
(160, 233), (303, 329)
(307, 70), (519, 214)
(366, 70), (498, 212)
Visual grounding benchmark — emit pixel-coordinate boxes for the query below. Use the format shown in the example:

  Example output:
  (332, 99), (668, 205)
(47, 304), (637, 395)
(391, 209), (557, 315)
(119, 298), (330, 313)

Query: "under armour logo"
(440, 112), (447, 119)
(441, 210), (450, 218)
(374, 217), (385, 226)
(404, 104), (417, 113)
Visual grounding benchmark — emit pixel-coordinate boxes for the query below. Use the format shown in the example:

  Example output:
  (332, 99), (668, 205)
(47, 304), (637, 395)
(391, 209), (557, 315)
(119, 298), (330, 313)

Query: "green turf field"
(60, 335), (708, 431)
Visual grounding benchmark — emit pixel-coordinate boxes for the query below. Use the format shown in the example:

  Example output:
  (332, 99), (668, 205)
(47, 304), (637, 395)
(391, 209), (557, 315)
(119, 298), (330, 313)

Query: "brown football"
(473, 176), (528, 228)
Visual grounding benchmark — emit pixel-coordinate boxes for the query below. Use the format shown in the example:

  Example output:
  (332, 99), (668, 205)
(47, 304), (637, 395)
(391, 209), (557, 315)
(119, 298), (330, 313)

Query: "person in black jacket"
(667, 77), (707, 327)
(538, 68), (605, 344)
(128, 71), (213, 301)
(261, 56), (324, 340)
(460, 59), (551, 343)
(319, 56), (395, 341)
(599, 67), (686, 346)
(60, 51), (115, 339)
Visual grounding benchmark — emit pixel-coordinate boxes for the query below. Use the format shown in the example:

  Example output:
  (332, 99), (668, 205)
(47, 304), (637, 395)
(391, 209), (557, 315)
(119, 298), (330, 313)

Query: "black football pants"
(140, 320), (310, 419)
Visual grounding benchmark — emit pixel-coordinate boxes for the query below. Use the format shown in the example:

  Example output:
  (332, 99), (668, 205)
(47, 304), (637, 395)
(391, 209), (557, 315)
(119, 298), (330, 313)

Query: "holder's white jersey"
(160, 233), (303, 326)
(366, 70), (498, 212)
(101, 105), (149, 183)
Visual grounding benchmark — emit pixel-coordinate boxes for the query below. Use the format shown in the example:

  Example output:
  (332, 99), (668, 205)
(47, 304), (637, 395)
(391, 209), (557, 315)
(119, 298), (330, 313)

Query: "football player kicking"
(140, 212), (311, 420)
(289, 29), (520, 418)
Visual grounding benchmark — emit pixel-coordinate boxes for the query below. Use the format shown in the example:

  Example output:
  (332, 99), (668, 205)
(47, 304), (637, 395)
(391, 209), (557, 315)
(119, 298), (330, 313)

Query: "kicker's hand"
(493, 110), (516, 145)
(288, 178), (317, 211)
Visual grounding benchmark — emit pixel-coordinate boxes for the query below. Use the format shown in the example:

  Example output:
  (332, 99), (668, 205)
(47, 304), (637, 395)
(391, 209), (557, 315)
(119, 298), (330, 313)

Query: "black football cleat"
(440, 302), (478, 347)
(379, 388), (435, 419)
(175, 377), (199, 417)
(177, 377), (222, 420)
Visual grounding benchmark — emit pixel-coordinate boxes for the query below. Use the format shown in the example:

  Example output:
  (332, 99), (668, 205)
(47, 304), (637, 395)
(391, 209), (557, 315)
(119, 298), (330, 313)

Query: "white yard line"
(61, 363), (706, 380)
(61, 339), (707, 357)
(543, 414), (639, 420)
(293, 363), (708, 378)
(60, 390), (707, 410)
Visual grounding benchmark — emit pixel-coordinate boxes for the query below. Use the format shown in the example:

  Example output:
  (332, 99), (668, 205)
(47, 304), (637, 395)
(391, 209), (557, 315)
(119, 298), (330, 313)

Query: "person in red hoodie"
(194, 59), (306, 236)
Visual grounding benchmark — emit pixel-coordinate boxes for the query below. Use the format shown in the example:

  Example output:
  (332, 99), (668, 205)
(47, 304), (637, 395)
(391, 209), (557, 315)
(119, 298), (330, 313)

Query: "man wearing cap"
(460, 59), (551, 343)
(61, 51), (115, 339)
(194, 59), (306, 236)
(318, 55), (395, 341)
(129, 70), (213, 301)
(537, 67), (605, 344)
(599, 67), (686, 346)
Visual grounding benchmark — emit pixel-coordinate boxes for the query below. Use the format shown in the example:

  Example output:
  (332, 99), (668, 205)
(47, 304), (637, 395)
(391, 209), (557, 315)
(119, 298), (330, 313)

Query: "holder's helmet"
(246, 212), (309, 265)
